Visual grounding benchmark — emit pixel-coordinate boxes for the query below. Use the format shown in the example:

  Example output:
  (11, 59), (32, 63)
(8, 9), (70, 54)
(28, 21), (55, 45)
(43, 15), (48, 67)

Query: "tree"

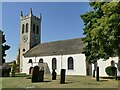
(81, 2), (106, 64)
(2, 33), (10, 63)
(80, 1), (120, 64)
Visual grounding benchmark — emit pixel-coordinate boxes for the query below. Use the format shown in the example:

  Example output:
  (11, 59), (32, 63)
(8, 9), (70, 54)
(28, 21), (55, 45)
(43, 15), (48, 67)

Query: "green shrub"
(105, 66), (117, 76)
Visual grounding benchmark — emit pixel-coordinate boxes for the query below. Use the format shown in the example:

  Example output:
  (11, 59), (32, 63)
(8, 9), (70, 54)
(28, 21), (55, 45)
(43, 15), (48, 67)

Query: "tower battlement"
(20, 8), (42, 21)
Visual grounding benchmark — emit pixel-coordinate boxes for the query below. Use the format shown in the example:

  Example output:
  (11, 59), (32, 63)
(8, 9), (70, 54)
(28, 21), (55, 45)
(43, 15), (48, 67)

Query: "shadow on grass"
(99, 79), (109, 82)
(100, 77), (115, 79)
(14, 75), (28, 77)
(31, 81), (51, 83)
(14, 73), (31, 77)
(59, 81), (74, 84)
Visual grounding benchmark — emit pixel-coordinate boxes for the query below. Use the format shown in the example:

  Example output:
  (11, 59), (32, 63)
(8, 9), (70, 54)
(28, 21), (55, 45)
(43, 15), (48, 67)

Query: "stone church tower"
(17, 8), (42, 72)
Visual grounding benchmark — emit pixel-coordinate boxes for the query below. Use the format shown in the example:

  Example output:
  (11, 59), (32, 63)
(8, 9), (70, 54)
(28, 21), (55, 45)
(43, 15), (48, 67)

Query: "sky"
(2, 2), (92, 62)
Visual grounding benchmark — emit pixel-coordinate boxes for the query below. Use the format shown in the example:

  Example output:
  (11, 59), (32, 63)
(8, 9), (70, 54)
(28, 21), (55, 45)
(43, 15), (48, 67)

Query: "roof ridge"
(41, 37), (81, 45)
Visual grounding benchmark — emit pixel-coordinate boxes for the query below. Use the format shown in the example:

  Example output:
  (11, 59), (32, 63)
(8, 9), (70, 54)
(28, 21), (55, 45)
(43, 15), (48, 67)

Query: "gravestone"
(38, 68), (44, 82)
(93, 62), (97, 77)
(2, 64), (11, 77)
(115, 70), (117, 80)
(93, 70), (95, 77)
(2, 68), (11, 77)
(38, 63), (50, 74)
(52, 69), (56, 80)
(96, 66), (99, 81)
(31, 66), (39, 82)
(60, 69), (66, 84)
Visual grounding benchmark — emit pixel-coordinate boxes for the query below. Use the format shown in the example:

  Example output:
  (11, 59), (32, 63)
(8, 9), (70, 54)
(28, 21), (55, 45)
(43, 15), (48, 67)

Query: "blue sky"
(2, 2), (91, 62)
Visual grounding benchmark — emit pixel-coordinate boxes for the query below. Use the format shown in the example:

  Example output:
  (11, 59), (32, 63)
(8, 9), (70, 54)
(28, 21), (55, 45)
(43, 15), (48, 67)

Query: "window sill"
(68, 69), (75, 71)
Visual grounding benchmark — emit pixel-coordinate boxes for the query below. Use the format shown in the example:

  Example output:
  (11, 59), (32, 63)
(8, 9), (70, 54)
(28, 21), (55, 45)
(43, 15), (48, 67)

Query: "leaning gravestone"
(60, 69), (66, 84)
(31, 66), (39, 82)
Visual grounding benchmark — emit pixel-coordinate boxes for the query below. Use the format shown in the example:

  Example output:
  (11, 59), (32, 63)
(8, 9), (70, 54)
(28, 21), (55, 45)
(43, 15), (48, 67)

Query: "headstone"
(52, 69), (56, 80)
(93, 70), (95, 77)
(38, 67), (44, 82)
(31, 66), (39, 82)
(3, 68), (10, 77)
(96, 66), (99, 81)
(115, 70), (117, 80)
(38, 63), (51, 74)
(60, 69), (66, 84)
(2, 64), (11, 77)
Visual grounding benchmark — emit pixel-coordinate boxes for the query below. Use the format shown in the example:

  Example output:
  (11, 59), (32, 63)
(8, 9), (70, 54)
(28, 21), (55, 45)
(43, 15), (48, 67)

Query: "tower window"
(33, 24), (35, 33)
(36, 25), (39, 34)
(68, 57), (74, 70)
(26, 23), (28, 33)
(23, 49), (25, 52)
(22, 24), (24, 34)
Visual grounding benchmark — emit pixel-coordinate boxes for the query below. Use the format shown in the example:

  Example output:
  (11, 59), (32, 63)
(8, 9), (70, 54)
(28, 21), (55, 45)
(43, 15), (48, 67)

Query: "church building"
(17, 8), (119, 76)
(17, 8), (90, 76)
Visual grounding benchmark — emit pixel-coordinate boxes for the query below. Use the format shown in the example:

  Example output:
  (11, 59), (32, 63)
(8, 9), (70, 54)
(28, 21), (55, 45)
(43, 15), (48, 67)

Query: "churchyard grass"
(1, 73), (118, 88)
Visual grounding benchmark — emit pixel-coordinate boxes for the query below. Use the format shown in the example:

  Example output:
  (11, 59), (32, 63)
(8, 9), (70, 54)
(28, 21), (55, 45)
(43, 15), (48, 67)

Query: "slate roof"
(24, 38), (84, 57)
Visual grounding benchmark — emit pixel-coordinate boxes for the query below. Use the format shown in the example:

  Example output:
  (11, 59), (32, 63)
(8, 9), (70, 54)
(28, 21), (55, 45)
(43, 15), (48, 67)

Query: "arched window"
(22, 24), (24, 33)
(28, 59), (32, 63)
(33, 24), (35, 33)
(26, 23), (28, 33)
(111, 60), (115, 67)
(68, 57), (74, 70)
(36, 25), (39, 34)
(52, 58), (57, 70)
(39, 58), (43, 63)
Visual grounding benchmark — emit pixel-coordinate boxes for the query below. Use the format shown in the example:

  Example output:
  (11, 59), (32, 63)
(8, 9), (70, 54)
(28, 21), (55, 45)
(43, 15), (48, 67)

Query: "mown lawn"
(1, 73), (118, 88)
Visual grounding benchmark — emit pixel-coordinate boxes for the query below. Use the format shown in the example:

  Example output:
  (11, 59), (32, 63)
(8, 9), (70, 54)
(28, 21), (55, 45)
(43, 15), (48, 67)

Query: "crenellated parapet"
(20, 8), (42, 22)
